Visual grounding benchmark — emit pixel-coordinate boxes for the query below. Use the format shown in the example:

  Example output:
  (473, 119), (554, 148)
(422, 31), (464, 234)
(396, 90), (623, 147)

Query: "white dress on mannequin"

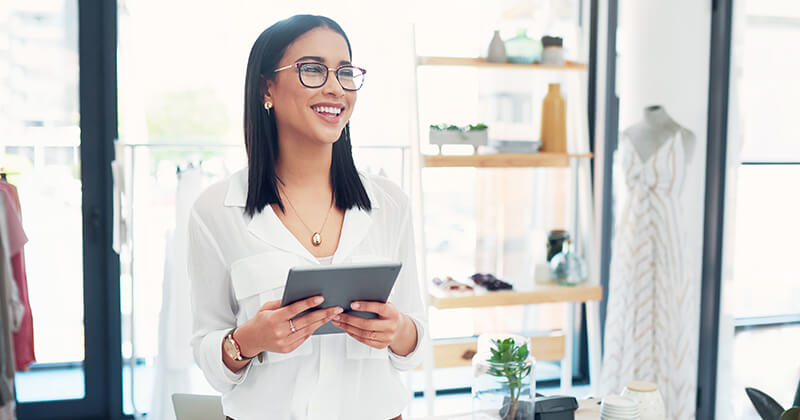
(600, 117), (698, 420)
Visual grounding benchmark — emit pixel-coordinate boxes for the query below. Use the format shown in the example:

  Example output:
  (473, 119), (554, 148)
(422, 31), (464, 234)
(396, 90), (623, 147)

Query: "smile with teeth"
(312, 105), (343, 117)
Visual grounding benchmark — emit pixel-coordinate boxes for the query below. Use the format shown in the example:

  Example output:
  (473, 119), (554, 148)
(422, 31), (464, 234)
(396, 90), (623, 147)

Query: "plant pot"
(429, 128), (488, 153)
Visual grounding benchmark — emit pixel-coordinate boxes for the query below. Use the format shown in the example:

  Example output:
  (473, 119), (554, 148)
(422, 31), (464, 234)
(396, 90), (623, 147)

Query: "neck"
(274, 133), (334, 191)
(643, 105), (675, 129)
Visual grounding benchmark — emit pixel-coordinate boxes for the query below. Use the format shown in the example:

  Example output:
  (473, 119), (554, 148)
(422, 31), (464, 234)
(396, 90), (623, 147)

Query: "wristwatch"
(223, 327), (256, 362)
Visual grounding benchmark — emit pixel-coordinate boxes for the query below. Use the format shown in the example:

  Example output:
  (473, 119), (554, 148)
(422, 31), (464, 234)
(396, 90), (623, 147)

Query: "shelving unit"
(428, 282), (602, 310)
(423, 152), (592, 168)
(409, 46), (602, 415)
(417, 56), (588, 71)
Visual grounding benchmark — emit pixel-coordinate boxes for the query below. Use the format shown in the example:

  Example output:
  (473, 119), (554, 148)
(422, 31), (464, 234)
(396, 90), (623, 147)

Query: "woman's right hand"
(236, 296), (343, 356)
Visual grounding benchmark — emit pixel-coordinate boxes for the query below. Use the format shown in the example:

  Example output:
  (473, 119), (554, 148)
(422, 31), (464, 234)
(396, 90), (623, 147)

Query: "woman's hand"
(331, 301), (417, 355)
(237, 296), (343, 356)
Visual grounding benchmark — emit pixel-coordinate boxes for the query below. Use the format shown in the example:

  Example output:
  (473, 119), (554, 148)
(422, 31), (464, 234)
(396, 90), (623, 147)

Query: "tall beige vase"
(540, 83), (567, 153)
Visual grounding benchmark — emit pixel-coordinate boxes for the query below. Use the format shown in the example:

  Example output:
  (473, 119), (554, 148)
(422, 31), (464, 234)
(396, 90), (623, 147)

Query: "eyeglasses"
(273, 62), (366, 91)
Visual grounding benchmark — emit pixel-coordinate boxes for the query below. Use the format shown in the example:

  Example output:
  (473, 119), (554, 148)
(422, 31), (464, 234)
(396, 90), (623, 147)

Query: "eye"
(301, 63), (326, 74)
(339, 68), (355, 78)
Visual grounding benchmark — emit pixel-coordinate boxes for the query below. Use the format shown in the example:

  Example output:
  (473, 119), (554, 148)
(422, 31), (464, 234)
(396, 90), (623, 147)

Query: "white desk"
(410, 397), (602, 420)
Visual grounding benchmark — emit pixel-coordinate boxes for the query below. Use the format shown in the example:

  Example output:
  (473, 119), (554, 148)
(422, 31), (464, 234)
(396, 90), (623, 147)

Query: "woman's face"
(266, 27), (356, 146)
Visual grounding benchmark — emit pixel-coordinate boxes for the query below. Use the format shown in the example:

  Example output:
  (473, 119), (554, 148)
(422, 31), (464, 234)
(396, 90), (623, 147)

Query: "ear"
(261, 77), (275, 105)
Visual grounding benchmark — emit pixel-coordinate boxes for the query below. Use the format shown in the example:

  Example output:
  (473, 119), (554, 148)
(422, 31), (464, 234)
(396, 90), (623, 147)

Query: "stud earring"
(264, 101), (272, 110)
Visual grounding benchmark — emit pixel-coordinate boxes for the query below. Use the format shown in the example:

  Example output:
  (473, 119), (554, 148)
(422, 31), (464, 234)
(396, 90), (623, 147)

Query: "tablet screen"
(280, 262), (402, 335)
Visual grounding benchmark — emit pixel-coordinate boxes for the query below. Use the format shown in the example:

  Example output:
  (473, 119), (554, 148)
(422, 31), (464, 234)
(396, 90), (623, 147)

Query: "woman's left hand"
(331, 301), (407, 350)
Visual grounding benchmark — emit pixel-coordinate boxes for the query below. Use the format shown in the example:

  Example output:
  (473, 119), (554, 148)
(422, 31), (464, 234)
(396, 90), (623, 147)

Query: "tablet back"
(281, 262), (402, 335)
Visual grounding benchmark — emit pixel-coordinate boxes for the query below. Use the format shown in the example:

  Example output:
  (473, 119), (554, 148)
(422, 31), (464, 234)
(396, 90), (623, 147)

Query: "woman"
(188, 14), (426, 420)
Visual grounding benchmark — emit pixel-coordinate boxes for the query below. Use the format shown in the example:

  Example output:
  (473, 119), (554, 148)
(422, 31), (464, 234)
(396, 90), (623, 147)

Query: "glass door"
(1, 1), (114, 418)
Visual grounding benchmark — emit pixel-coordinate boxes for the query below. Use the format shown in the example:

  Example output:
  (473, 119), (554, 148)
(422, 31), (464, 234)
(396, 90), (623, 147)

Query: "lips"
(310, 103), (345, 124)
(311, 104), (344, 116)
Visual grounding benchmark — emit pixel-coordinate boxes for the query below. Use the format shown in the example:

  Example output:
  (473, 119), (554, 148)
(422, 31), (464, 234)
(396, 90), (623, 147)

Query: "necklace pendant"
(311, 232), (322, 247)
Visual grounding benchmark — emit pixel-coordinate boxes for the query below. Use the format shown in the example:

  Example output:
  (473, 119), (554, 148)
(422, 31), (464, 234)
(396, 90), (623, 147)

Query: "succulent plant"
(429, 122), (488, 131)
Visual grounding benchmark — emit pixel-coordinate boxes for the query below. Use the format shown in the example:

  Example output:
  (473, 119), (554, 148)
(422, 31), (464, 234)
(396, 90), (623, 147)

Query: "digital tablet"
(280, 261), (402, 335)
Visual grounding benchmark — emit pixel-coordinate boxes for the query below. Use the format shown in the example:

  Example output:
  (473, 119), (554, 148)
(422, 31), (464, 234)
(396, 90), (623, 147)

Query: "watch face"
(223, 336), (238, 359)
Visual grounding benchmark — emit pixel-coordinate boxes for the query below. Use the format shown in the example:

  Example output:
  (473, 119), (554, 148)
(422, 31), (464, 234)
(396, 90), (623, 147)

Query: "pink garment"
(0, 186), (25, 255)
(0, 183), (35, 371)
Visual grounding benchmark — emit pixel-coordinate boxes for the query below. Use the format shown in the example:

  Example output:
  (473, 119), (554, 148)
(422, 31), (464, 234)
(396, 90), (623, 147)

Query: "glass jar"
(549, 240), (588, 286)
(472, 334), (536, 420)
(546, 229), (570, 262)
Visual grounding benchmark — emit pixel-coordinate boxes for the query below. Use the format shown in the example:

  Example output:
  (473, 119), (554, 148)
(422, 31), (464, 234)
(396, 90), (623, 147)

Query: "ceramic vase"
(487, 30), (507, 63)
(540, 83), (567, 153)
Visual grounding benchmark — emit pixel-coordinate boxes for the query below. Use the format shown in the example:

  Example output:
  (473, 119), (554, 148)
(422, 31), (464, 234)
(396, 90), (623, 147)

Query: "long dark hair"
(243, 14), (371, 217)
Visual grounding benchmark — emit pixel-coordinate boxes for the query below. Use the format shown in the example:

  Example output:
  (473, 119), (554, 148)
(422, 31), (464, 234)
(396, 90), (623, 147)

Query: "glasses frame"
(273, 62), (366, 91)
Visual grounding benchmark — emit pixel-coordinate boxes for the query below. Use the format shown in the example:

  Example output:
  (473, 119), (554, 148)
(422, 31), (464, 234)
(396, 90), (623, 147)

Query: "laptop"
(172, 393), (225, 420)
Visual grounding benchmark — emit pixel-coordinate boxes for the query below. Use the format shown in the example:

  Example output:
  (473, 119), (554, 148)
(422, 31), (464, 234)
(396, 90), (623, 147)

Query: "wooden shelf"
(414, 333), (565, 371)
(417, 56), (587, 71)
(428, 282), (602, 309)
(423, 152), (592, 168)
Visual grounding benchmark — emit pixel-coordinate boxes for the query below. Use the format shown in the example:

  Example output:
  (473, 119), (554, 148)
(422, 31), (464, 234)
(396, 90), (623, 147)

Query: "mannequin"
(623, 105), (695, 165)
(602, 104), (700, 419)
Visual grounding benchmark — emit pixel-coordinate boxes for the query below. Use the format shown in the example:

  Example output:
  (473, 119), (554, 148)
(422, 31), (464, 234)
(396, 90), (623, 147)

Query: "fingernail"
(315, 297), (324, 304)
(335, 307), (343, 314)
(351, 303), (360, 309)
(334, 315), (341, 321)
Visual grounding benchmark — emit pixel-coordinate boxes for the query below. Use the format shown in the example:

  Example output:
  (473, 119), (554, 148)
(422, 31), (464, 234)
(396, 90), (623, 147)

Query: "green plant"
(429, 122), (488, 131)
(746, 381), (800, 420)
(782, 407), (800, 420)
(794, 376), (800, 408)
(487, 338), (531, 420)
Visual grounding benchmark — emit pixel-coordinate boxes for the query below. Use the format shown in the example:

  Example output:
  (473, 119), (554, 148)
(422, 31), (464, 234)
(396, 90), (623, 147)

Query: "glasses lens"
(337, 66), (365, 91)
(299, 63), (327, 87)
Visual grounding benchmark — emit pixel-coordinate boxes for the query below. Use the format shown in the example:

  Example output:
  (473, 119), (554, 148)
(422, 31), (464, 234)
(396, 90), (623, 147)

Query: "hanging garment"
(111, 158), (129, 255)
(600, 131), (698, 420)
(0, 182), (35, 371)
(0, 193), (17, 415)
(0, 186), (24, 331)
(150, 167), (205, 420)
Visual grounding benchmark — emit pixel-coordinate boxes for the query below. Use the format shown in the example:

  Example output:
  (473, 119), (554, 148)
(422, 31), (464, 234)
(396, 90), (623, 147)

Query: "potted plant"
(472, 335), (535, 420)
(429, 123), (489, 153)
(745, 375), (800, 420)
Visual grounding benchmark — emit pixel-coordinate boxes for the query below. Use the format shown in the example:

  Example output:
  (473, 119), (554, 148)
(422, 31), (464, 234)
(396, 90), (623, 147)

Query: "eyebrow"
(294, 55), (351, 66)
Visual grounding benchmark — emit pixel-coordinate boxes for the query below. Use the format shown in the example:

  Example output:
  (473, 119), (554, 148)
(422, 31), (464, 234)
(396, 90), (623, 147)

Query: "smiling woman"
(188, 14), (426, 420)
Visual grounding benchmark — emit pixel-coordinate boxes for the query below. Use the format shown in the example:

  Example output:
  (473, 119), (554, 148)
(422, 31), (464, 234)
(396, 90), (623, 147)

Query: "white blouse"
(188, 168), (427, 420)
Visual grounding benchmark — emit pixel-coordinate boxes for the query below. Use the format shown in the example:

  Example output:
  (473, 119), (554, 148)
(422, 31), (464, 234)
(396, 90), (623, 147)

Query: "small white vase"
(487, 30), (507, 63)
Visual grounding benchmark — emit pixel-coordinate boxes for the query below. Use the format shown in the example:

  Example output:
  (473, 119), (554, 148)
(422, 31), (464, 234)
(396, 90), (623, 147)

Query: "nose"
(321, 68), (345, 96)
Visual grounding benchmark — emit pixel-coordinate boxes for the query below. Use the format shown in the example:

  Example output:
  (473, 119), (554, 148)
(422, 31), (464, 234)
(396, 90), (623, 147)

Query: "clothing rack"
(0, 168), (21, 182)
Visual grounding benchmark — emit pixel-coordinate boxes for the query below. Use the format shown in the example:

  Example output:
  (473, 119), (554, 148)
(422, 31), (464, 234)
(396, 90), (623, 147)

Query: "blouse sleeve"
(387, 202), (428, 371)
(187, 208), (254, 393)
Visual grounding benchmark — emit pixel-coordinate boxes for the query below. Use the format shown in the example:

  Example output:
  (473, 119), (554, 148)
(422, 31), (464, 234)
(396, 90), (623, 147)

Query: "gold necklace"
(281, 188), (334, 247)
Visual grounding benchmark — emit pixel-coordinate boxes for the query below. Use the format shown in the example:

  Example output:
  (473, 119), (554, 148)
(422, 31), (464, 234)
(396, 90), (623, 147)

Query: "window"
(720, 1), (800, 418)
